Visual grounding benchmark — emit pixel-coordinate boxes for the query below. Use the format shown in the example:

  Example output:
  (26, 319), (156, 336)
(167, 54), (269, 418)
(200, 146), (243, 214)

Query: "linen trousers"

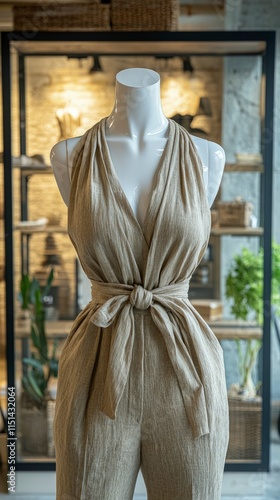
(55, 309), (229, 500)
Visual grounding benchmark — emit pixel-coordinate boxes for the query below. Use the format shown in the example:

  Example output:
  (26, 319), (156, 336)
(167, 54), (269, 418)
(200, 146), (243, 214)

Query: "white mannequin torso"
(50, 68), (225, 228)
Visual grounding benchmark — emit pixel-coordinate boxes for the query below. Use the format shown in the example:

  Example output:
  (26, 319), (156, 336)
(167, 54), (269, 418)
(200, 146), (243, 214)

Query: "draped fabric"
(53, 117), (228, 454)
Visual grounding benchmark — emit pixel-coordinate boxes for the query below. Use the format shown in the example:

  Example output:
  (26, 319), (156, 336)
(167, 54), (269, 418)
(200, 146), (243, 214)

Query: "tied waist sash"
(89, 280), (210, 440)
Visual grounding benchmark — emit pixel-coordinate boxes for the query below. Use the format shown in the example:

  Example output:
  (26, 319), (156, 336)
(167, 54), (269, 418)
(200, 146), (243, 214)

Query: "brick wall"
(0, 53), (222, 358)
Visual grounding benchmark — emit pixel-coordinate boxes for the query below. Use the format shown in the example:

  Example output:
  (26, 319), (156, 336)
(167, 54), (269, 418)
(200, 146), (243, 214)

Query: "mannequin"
(51, 68), (229, 500)
(50, 68), (225, 221)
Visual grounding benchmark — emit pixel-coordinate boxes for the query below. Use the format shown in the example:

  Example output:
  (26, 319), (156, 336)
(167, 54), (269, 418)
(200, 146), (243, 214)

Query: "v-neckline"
(100, 117), (174, 239)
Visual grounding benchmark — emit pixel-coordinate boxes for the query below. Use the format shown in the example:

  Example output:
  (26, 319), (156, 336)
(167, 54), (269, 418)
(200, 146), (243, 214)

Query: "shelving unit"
(209, 319), (263, 341)
(16, 226), (68, 234)
(211, 226), (263, 236)
(17, 165), (53, 176)
(192, 158), (265, 290)
(1, 30), (275, 473)
(224, 163), (264, 173)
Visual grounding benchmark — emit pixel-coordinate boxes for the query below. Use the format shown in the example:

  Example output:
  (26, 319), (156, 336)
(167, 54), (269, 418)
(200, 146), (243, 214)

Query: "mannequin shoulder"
(190, 135), (225, 207)
(50, 136), (83, 207)
(190, 135), (226, 169)
(50, 136), (82, 169)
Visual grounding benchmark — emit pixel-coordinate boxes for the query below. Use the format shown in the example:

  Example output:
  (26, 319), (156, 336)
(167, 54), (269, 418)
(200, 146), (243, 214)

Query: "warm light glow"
(56, 106), (81, 140)
(161, 75), (203, 117)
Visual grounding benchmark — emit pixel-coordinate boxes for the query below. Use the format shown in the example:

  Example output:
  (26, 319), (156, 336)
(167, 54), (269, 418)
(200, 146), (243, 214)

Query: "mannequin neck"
(106, 68), (168, 139)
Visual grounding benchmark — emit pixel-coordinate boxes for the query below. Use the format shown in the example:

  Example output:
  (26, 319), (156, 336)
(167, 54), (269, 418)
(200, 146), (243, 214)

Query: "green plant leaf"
(42, 268), (54, 298)
(49, 358), (58, 378)
(29, 278), (40, 305)
(225, 241), (280, 326)
(31, 322), (40, 351)
(34, 288), (42, 314)
(27, 370), (44, 399)
(19, 274), (31, 309)
(22, 375), (42, 406)
(22, 357), (44, 374)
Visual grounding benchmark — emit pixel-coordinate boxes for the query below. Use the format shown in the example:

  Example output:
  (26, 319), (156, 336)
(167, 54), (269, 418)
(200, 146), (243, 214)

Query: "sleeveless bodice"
(55, 117), (226, 442)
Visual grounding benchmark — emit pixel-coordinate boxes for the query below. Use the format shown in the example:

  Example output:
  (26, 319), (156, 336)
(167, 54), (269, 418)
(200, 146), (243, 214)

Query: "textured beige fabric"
(53, 117), (229, 499)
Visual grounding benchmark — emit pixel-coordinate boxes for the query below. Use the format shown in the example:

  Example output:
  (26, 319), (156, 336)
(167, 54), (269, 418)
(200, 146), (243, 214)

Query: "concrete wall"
(223, 0), (280, 400)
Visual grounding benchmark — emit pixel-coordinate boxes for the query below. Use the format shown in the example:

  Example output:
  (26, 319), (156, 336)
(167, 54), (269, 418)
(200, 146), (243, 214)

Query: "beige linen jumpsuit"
(53, 117), (229, 500)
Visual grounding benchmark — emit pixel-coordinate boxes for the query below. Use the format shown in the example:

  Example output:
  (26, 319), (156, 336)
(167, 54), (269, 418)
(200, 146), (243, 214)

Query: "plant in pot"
(18, 269), (59, 455)
(225, 242), (280, 399)
(225, 242), (280, 460)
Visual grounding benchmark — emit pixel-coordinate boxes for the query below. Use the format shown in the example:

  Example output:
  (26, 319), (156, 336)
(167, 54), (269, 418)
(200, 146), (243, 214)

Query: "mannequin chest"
(106, 136), (168, 228)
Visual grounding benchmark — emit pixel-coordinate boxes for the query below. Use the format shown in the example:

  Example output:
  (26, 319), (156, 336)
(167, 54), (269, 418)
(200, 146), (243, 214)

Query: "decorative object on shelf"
(18, 269), (59, 456)
(34, 235), (71, 320)
(14, 217), (48, 231)
(190, 299), (223, 321)
(111, 0), (179, 31)
(199, 266), (209, 284)
(56, 106), (81, 141)
(235, 153), (263, 165)
(171, 96), (212, 136)
(218, 196), (253, 227)
(46, 212), (62, 228)
(225, 242), (280, 460)
(192, 263), (212, 285)
(13, 3), (111, 32)
(12, 154), (46, 167)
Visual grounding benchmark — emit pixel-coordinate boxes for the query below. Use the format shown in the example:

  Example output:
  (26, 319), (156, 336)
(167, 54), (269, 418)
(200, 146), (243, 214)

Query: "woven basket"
(20, 394), (56, 457)
(13, 3), (111, 31)
(111, 0), (179, 31)
(226, 396), (262, 461)
(218, 200), (253, 227)
(20, 405), (48, 455)
(47, 399), (56, 457)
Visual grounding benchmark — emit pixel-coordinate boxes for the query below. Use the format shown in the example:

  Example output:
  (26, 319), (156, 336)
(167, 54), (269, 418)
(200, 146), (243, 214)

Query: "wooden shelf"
(225, 459), (261, 464)
(15, 454), (56, 463)
(15, 225), (68, 234)
(15, 165), (53, 176)
(224, 163), (264, 173)
(11, 39), (267, 57)
(189, 283), (213, 288)
(15, 320), (72, 339)
(211, 226), (263, 236)
(208, 319), (262, 340)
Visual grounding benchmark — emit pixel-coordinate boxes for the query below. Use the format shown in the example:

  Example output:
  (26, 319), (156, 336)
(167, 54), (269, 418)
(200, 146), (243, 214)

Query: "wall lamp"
(89, 56), (103, 73)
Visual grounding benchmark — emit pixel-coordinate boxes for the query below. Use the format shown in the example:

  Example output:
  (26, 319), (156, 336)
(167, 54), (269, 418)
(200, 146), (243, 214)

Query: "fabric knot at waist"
(90, 280), (189, 323)
(89, 279), (209, 440)
(129, 285), (153, 309)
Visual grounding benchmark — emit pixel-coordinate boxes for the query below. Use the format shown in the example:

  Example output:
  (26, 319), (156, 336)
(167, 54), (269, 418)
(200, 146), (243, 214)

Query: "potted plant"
(225, 241), (280, 459)
(18, 269), (59, 456)
(225, 241), (280, 398)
